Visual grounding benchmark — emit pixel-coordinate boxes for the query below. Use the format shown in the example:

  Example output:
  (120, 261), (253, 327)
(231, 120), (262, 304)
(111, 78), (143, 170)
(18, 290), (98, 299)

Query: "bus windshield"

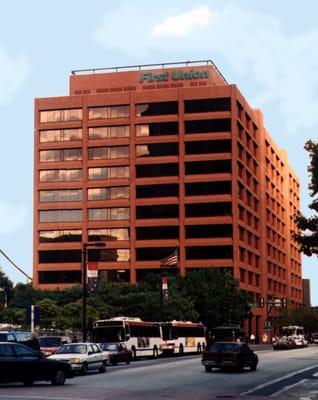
(92, 325), (126, 343)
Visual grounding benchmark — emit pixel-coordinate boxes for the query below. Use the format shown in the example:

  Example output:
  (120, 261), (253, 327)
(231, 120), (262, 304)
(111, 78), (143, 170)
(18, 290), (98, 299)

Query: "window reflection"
(40, 109), (82, 123)
(40, 189), (83, 202)
(89, 126), (129, 139)
(88, 105), (129, 119)
(40, 169), (82, 182)
(88, 249), (130, 262)
(88, 187), (129, 200)
(88, 208), (129, 220)
(136, 122), (178, 137)
(88, 166), (129, 180)
(88, 146), (129, 160)
(39, 209), (82, 222)
(40, 148), (82, 162)
(88, 228), (129, 241)
(40, 128), (82, 142)
(39, 230), (82, 243)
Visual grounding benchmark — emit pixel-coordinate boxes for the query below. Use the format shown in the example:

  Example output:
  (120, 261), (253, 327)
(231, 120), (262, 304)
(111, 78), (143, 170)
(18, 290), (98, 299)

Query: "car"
(312, 333), (318, 344)
(38, 335), (72, 356)
(0, 331), (40, 351)
(0, 342), (73, 385)
(99, 342), (132, 365)
(272, 336), (295, 350)
(48, 343), (107, 374)
(201, 341), (258, 372)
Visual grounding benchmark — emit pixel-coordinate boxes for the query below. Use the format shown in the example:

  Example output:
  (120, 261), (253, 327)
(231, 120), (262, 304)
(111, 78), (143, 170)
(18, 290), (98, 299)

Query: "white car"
(48, 343), (107, 374)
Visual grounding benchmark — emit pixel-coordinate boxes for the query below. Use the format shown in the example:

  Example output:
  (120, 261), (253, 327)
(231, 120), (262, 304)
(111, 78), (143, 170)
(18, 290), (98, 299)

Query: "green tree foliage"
(36, 298), (60, 330)
(295, 140), (318, 256)
(0, 266), (14, 304)
(274, 307), (318, 334)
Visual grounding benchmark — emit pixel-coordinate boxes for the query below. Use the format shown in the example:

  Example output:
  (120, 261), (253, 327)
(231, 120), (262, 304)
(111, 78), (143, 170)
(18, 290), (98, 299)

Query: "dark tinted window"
(0, 343), (14, 356)
(185, 98), (231, 113)
(186, 246), (233, 259)
(185, 160), (231, 174)
(136, 247), (177, 261)
(88, 249), (130, 262)
(136, 122), (178, 137)
(185, 119), (231, 134)
(136, 102), (178, 116)
(186, 224), (232, 238)
(208, 343), (240, 352)
(38, 270), (81, 284)
(136, 184), (179, 198)
(38, 250), (81, 263)
(136, 163), (178, 177)
(185, 140), (231, 154)
(185, 181), (231, 196)
(185, 202), (231, 217)
(136, 143), (178, 157)
(137, 205), (179, 219)
(136, 226), (179, 240)
(39, 230), (82, 243)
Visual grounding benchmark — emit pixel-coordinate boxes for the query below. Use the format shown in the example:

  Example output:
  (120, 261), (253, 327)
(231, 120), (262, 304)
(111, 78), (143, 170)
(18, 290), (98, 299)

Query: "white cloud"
(151, 6), (217, 38)
(0, 203), (28, 234)
(0, 45), (29, 106)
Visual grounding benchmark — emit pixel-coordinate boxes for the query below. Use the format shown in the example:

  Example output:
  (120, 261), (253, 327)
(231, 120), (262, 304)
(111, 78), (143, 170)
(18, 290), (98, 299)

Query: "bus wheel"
(131, 347), (137, 360)
(197, 344), (202, 354)
(179, 344), (184, 355)
(153, 346), (158, 359)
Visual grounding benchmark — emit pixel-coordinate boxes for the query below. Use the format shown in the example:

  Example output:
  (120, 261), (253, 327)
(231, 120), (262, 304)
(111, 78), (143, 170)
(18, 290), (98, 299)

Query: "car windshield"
(208, 343), (240, 352)
(38, 337), (61, 347)
(100, 343), (117, 351)
(56, 344), (87, 354)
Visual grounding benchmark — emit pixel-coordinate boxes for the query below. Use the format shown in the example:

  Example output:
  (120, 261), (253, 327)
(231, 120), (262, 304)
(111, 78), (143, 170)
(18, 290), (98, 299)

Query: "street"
(1, 346), (318, 400)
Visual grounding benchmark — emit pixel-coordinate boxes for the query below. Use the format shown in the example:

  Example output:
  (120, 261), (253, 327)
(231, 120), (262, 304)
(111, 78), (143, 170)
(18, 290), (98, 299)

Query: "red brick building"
(34, 61), (302, 339)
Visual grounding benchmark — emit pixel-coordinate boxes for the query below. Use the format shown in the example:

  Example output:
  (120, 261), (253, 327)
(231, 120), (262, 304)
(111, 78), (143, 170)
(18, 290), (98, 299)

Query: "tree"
(295, 140), (318, 256)
(274, 307), (318, 334)
(0, 267), (14, 305)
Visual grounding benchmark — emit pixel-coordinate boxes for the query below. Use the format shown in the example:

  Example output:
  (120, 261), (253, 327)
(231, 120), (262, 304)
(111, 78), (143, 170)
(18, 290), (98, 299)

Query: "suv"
(0, 331), (40, 351)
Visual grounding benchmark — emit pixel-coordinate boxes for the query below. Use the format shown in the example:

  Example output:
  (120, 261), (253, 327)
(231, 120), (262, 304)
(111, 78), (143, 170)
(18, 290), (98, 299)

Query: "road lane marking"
(240, 364), (318, 395)
(270, 378), (308, 397)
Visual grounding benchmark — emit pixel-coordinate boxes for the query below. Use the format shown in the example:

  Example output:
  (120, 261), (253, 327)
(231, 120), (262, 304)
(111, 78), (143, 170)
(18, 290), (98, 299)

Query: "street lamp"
(82, 242), (105, 342)
(0, 288), (7, 308)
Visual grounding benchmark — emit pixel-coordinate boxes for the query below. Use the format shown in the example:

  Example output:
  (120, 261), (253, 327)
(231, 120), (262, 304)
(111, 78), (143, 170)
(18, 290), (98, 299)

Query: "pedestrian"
(250, 333), (256, 344)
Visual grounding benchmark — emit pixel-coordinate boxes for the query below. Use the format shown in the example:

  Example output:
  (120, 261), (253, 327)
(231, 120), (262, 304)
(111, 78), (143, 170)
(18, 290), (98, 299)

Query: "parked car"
(0, 342), (73, 385)
(0, 331), (40, 351)
(290, 335), (308, 348)
(99, 342), (132, 365)
(312, 333), (318, 344)
(48, 343), (107, 374)
(202, 341), (258, 372)
(272, 336), (296, 350)
(38, 336), (72, 356)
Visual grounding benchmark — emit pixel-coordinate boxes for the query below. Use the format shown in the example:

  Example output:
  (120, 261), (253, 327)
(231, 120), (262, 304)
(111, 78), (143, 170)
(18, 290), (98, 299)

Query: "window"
(88, 228), (129, 241)
(185, 159), (231, 174)
(40, 148), (82, 162)
(185, 181), (231, 196)
(40, 128), (82, 142)
(88, 105), (129, 119)
(136, 184), (178, 198)
(136, 102), (178, 116)
(39, 169), (82, 182)
(88, 166), (129, 180)
(40, 109), (82, 123)
(88, 146), (129, 159)
(88, 187), (129, 200)
(136, 143), (178, 157)
(136, 226), (179, 240)
(39, 209), (82, 223)
(89, 125), (129, 139)
(185, 98), (231, 113)
(40, 189), (83, 202)
(136, 163), (178, 178)
(186, 246), (233, 259)
(185, 140), (231, 154)
(38, 270), (81, 284)
(38, 250), (81, 263)
(88, 249), (130, 262)
(185, 224), (232, 238)
(88, 208), (130, 221)
(39, 230), (82, 243)
(185, 202), (231, 217)
(185, 118), (231, 134)
(136, 247), (177, 261)
(136, 204), (179, 219)
(136, 122), (178, 137)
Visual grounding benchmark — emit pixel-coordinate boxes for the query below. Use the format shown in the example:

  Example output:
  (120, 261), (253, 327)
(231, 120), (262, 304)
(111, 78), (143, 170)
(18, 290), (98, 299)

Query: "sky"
(0, 0), (317, 303)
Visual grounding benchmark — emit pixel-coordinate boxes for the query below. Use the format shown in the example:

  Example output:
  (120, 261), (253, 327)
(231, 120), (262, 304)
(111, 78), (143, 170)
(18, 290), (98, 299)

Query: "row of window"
(38, 224), (233, 243)
(39, 157), (232, 183)
(39, 202), (232, 222)
(39, 99), (231, 124)
(39, 139), (231, 163)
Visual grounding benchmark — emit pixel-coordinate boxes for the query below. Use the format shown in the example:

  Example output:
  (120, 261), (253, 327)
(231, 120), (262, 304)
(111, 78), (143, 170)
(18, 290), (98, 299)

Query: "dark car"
(0, 342), (73, 385)
(0, 331), (40, 351)
(272, 336), (296, 350)
(202, 341), (258, 372)
(99, 343), (132, 365)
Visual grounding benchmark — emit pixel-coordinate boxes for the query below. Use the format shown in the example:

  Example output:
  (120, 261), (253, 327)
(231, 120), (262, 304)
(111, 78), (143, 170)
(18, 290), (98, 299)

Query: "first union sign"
(140, 69), (209, 83)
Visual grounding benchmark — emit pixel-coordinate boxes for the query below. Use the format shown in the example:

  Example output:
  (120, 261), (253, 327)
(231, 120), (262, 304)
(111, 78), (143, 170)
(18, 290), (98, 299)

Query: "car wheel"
(23, 379), (34, 386)
(81, 362), (88, 375)
(99, 362), (106, 373)
(205, 365), (212, 372)
(126, 357), (130, 365)
(111, 359), (117, 366)
(51, 370), (66, 385)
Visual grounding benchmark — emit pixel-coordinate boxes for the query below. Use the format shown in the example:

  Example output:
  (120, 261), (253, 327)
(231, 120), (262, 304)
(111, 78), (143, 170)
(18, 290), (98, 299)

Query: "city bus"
(92, 317), (163, 359)
(282, 325), (308, 347)
(160, 321), (206, 354)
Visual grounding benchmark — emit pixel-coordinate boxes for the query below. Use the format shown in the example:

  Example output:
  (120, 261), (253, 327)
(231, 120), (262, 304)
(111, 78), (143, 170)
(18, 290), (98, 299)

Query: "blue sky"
(0, 0), (317, 303)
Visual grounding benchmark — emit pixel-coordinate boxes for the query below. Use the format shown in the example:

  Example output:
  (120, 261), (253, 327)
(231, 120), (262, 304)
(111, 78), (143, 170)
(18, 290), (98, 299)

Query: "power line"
(0, 249), (32, 281)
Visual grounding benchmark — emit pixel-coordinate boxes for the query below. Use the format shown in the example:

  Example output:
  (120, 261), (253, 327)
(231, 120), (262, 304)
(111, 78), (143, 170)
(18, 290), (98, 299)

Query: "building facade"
(34, 61), (302, 338)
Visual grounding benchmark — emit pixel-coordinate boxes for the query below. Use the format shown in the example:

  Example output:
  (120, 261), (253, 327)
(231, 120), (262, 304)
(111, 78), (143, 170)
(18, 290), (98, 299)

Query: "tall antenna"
(0, 249), (32, 281)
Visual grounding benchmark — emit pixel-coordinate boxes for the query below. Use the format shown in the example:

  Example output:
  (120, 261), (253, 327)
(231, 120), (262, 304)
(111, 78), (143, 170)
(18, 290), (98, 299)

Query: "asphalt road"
(1, 346), (318, 400)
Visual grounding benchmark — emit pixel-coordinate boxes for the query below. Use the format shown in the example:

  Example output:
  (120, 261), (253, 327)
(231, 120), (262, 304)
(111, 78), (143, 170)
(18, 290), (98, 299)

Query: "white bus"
(282, 325), (308, 347)
(160, 321), (206, 354)
(92, 317), (163, 359)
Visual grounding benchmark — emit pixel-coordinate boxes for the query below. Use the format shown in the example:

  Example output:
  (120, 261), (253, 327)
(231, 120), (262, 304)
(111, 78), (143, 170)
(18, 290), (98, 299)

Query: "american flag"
(160, 248), (178, 267)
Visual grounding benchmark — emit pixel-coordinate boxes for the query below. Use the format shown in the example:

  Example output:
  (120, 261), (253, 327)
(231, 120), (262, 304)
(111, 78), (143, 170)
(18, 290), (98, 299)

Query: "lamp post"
(0, 288), (7, 308)
(82, 242), (105, 342)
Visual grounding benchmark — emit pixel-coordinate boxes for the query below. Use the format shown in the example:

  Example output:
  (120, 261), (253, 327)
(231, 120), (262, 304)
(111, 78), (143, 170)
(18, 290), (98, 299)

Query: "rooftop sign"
(140, 69), (209, 83)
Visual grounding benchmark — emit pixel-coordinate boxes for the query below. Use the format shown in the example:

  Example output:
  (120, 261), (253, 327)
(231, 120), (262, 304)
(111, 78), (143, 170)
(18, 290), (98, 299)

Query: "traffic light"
(260, 297), (265, 307)
(282, 298), (288, 308)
